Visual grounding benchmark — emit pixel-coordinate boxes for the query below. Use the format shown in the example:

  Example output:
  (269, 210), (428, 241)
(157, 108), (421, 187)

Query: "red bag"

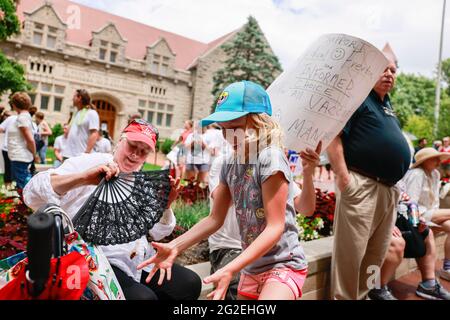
(0, 251), (89, 300)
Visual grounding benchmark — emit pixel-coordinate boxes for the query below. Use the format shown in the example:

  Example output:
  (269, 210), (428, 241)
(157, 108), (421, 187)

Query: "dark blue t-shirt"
(342, 90), (411, 184)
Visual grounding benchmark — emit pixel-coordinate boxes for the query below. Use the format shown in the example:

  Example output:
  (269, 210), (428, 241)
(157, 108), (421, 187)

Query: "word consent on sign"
(268, 34), (389, 152)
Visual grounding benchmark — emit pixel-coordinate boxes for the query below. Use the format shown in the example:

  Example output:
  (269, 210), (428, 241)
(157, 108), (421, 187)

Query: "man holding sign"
(327, 48), (411, 300)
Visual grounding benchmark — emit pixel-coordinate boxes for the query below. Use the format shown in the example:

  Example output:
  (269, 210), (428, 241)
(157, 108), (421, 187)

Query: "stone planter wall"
(187, 232), (447, 300)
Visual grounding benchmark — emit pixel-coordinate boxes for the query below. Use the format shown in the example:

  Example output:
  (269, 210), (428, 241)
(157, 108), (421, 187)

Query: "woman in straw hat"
(402, 147), (450, 282)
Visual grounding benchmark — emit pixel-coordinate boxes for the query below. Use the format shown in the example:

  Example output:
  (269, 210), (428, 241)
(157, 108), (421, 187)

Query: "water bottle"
(408, 203), (420, 227)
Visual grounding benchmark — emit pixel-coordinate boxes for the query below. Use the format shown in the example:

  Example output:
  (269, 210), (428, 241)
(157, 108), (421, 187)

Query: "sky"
(71, 0), (449, 77)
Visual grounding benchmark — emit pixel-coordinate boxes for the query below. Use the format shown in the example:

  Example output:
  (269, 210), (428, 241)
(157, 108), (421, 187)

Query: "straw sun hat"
(412, 147), (450, 168)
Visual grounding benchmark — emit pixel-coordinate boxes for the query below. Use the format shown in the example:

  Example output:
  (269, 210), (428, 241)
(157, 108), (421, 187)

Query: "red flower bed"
(311, 188), (336, 237)
(0, 196), (33, 260)
(177, 179), (208, 205)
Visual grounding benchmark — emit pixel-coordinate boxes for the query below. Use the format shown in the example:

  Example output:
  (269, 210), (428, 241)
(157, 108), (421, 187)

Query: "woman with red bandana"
(23, 119), (202, 300)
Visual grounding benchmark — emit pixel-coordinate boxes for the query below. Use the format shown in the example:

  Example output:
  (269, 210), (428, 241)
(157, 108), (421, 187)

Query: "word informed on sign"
(268, 34), (389, 152)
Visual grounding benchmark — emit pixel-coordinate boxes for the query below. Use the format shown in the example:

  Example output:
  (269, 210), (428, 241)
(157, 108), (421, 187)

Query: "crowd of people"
(1, 47), (450, 301)
(0, 89), (113, 192)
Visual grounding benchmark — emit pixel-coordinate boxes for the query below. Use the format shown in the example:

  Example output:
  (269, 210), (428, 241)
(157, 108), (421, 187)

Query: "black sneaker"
(416, 282), (450, 300)
(368, 287), (397, 300)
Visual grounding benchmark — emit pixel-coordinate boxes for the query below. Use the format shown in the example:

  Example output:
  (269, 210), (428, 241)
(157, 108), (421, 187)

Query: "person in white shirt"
(62, 89), (100, 158)
(0, 111), (18, 188)
(401, 148), (450, 283)
(34, 111), (52, 164)
(7, 92), (36, 190)
(23, 119), (201, 300)
(53, 123), (69, 168)
(184, 126), (212, 183)
(94, 130), (112, 154)
(203, 124), (228, 165)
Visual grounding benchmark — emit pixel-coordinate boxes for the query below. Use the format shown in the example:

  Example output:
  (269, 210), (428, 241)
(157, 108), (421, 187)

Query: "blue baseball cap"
(200, 80), (272, 127)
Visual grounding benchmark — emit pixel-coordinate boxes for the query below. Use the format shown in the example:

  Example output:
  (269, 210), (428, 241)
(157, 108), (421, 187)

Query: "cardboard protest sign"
(267, 34), (389, 152)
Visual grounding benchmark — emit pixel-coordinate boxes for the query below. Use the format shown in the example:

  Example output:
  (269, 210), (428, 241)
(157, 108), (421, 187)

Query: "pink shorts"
(238, 267), (308, 300)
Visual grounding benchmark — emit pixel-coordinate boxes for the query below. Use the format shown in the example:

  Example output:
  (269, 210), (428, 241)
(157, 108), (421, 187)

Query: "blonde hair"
(224, 113), (283, 163)
(246, 113), (283, 149)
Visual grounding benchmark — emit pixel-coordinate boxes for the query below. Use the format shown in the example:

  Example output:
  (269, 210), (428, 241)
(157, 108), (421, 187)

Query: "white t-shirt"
(54, 135), (68, 155)
(0, 115), (17, 151)
(203, 128), (229, 164)
(37, 121), (49, 145)
(63, 108), (100, 158)
(94, 137), (112, 154)
(184, 132), (211, 165)
(208, 155), (242, 252)
(7, 112), (34, 162)
(23, 152), (176, 282)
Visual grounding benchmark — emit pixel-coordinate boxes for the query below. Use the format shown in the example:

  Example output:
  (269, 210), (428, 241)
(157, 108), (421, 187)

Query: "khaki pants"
(330, 170), (400, 300)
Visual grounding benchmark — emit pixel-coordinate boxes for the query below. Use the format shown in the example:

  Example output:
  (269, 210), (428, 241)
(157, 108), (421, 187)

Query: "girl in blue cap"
(138, 81), (321, 300)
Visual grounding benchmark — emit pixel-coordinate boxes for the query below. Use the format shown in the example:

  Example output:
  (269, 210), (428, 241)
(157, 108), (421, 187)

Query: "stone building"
(0, 0), (278, 140)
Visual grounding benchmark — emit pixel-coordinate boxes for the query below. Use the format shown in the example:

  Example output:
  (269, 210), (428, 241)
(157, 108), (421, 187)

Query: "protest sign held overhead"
(267, 34), (389, 152)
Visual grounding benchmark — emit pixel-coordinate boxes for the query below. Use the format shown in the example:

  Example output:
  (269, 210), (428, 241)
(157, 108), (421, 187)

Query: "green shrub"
(161, 138), (175, 155)
(172, 199), (210, 231)
(48, 123), (63, 146)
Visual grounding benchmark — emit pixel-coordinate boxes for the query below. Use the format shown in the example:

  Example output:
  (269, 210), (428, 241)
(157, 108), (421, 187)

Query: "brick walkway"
(388, 259), (450, 300)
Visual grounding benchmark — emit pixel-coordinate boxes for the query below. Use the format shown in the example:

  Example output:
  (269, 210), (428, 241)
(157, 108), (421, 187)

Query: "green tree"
(0, 0), (30, 95)
(390, 73), (436, 127)
(0, 53), (30, 95)
(211, 16), (282, 110)
(437, 94), (450, 138)
(0, 0), (20, 41)
(442, 58), (450, 95)
(403, 114), (433, 144)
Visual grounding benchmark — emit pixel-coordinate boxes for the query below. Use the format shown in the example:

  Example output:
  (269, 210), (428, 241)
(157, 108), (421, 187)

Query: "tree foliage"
(0, 0), (20, 41)
(390, 70), (450, 141)
(211, 16), (282, 109)
(0, 0), (30, 96)
(403, 114), (433, 143)
(442, 58), (450, 95)
(0, 53), (30, 95)
(390, 73), (436, 127)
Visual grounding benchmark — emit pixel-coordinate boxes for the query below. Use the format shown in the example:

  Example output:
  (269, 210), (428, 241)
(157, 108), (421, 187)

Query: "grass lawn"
(142, 162), (161, 171)
(46, 147), (56, 164)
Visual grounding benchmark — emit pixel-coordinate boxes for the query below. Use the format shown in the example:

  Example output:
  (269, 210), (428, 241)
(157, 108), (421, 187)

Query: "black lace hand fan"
(72, 169), (171, 246)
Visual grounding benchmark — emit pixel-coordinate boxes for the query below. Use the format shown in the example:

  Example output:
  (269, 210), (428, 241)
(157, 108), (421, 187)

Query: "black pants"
(2, 150), (11, 183)
(112, 264), (202, 300)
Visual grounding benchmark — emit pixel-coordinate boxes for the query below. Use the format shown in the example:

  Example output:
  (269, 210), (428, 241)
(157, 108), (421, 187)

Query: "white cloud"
(72, 0), (449, 77)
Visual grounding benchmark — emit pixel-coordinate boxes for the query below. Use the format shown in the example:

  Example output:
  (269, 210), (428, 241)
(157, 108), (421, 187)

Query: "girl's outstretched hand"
(203, 268), (234, 300)
(137, 242), (179, 285)
(299, 141), (322, 177)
